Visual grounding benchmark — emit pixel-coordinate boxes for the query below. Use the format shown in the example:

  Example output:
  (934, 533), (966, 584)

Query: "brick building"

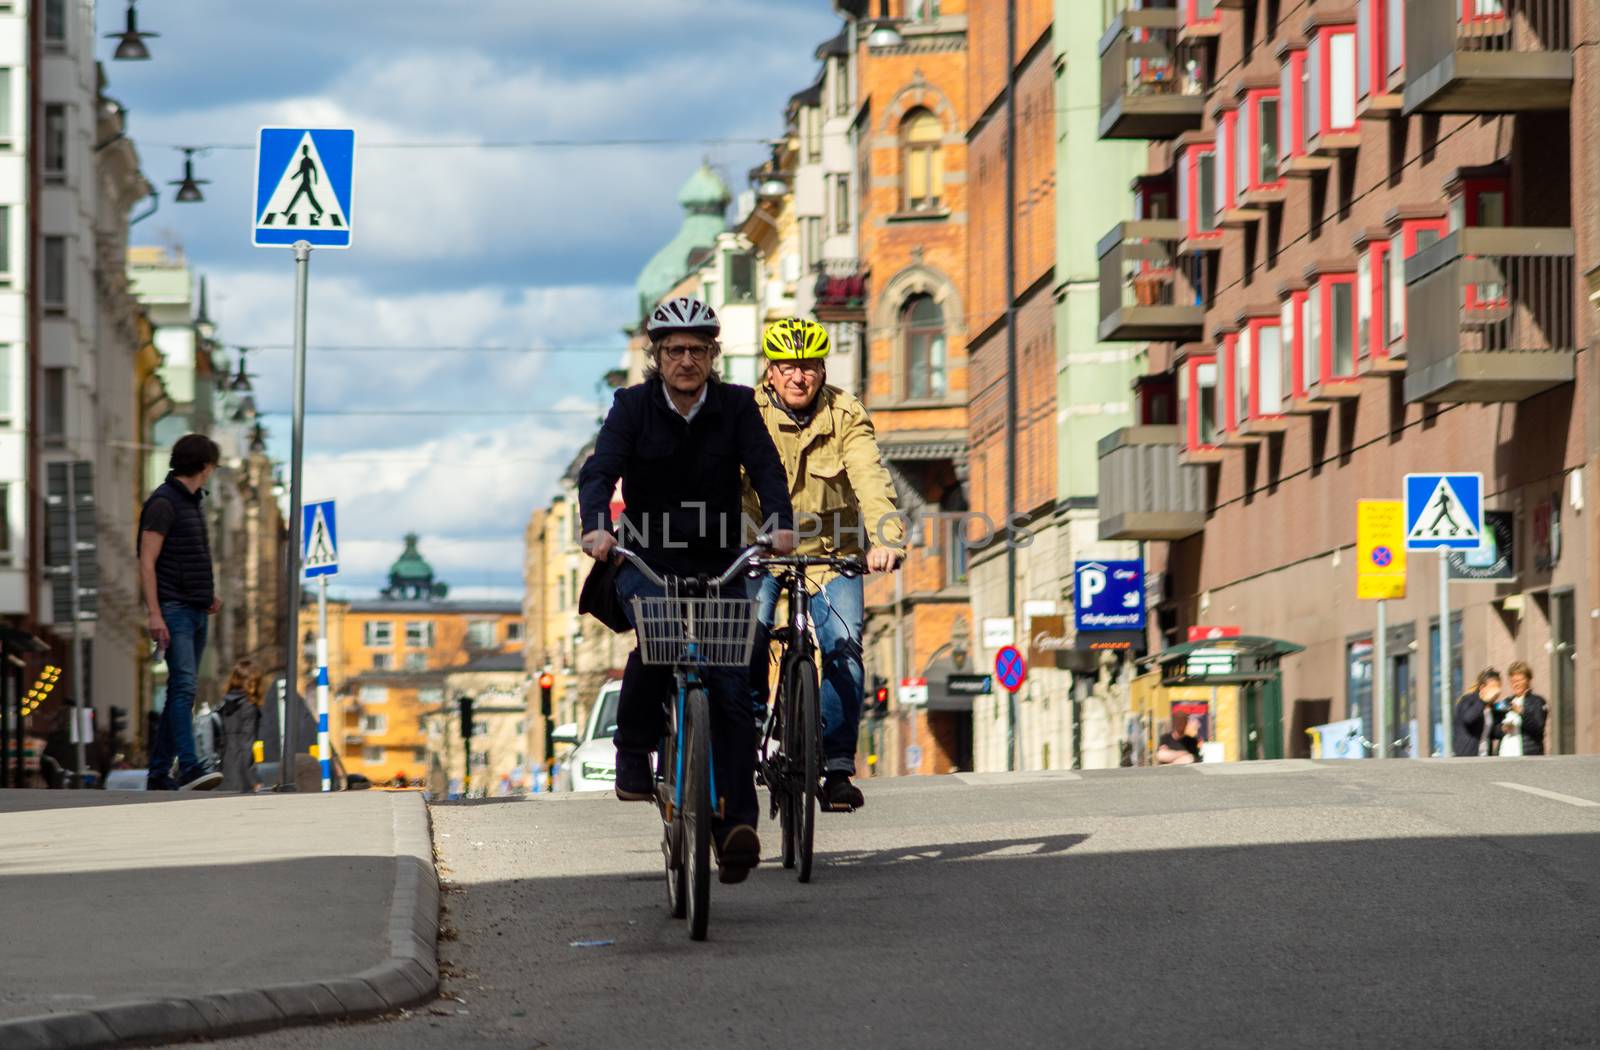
(1094, 0), (1599, 757)
(839, 0), (975, 775)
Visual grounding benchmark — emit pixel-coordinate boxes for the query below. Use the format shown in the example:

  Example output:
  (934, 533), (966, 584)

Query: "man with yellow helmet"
(746, 317), (904, 811)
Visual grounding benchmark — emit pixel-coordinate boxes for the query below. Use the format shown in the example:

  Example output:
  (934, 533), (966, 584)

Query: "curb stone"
(0, 792), (439, 1049)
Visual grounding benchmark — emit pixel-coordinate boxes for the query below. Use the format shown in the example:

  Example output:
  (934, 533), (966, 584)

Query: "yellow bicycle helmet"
(762, 318), (830, 361)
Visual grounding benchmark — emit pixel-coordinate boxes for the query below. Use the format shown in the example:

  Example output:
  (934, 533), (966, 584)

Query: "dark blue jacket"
(578, 377), (792, 577)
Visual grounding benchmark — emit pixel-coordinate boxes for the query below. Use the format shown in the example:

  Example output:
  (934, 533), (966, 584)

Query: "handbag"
(578, 554), (632, 635)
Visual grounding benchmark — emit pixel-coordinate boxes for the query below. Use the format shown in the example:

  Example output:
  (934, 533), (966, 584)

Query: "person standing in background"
(1453, 669), (1501, 757)
(1503, 660), (1547, 756)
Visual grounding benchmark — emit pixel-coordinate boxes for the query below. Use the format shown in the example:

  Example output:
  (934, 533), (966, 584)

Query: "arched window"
(901, 109), (943, 212)
(903, 295), (947, 399)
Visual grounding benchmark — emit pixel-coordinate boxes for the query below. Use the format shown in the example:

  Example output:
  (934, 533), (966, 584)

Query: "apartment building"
(1093, 0), (1598, 756)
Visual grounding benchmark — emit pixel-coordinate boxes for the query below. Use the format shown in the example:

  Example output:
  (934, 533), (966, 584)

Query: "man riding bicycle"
(578, 296), (796, 884)
(746, 318), (904, 812)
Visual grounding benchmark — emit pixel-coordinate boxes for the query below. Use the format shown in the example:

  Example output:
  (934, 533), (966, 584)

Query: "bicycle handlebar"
(611, 536), (775, 591)
(750, 553), (866, 578)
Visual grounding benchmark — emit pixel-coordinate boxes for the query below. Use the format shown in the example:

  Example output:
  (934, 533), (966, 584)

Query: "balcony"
(1403, 227), (1575, 403)
(1097, 425), (1208, 541)
(1098, 221), (1206, 342)
(1099, 7), (1208, 140)
(1402, 0), (1572, 114)
(811, 259), (868, 322)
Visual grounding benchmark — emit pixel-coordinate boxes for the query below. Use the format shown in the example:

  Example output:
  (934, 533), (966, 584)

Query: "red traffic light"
(538, 672), (555, 691)
(876, 687), (888, 704)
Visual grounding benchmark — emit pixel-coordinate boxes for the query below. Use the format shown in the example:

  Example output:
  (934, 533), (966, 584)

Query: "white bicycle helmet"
(646, 296), (720, 340)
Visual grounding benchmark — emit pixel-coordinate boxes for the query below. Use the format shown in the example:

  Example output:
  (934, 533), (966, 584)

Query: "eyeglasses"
(660, 344), (714, 361)
(773, 361), (823, 377)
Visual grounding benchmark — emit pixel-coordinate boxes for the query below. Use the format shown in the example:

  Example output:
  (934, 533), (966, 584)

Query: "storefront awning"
(1143, 636), (1304, 686)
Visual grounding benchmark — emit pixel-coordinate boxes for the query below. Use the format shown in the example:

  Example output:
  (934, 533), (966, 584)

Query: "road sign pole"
(1438, 549), (1451, 758)
(279, 240), (311, 792)
(317, 573), (330, 792)
(1374, 598), (1387, 759)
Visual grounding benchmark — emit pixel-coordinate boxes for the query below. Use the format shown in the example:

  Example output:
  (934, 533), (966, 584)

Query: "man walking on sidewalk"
(140, 435), (224, 791)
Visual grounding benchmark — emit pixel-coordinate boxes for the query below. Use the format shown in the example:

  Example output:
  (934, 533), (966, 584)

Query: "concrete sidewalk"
(0, 790), (438, 1049)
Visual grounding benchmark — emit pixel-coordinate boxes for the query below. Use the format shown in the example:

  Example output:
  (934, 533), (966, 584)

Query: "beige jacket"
(742, 383), (905, 563)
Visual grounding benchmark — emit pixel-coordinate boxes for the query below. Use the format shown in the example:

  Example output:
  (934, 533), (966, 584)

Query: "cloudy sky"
(100, 0), (840, 600)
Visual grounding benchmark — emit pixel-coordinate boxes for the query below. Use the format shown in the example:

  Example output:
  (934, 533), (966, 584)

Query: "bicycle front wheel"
(785, 656), (820, 883)
(684, 687), (713, 941)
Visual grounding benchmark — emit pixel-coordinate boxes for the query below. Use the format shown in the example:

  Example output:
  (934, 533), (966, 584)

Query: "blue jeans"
(754, 573), (865, 776)
(148, 602), (209, 785)
(613, 563), (758, 829)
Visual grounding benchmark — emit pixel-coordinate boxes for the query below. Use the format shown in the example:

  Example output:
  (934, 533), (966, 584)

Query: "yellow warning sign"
(1357, 499), (1406, 600)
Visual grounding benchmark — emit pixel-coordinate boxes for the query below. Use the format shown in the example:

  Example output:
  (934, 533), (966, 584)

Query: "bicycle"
(614, 543), (764, 941)
(751, 553), (865, 883)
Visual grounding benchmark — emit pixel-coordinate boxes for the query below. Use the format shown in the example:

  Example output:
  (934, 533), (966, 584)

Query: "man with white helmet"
(578, 296), (795, 884)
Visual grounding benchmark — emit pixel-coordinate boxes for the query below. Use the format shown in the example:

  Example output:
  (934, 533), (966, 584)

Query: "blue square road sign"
(253, 127), (355, 248)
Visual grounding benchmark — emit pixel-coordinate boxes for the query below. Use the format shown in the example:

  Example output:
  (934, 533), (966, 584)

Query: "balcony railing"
(1099, 6), (1209, 139)
(1402, 0), (1573, 113)
(1098, 425), (1208, 541)
(1098, 220), (1206, 342)
(1402, 226), (1575, 403)
(812, 259), (867, 320)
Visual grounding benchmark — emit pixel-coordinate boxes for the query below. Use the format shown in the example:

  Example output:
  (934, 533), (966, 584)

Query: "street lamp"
(171, 148), (208, 203)
(228, 350), (255, 392)
(106, 1), (157, 60)
(866, 0), (905, 49)
(757, 175), (789, 200)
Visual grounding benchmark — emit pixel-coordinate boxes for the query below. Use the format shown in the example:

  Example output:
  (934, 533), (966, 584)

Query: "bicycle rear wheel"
(684, 687), (713, 941)
(661, 732), (687, 919)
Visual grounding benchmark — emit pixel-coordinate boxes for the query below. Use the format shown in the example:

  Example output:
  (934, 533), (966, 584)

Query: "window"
(1305, 25), (1358, 149)
(359, 685), (389, 703)
(43, 236), (66, 310)
(0, 70), (12, 145)
(43, 0), (65, 45)
(726, 252), (755, 302)
(405, 621), (434, 648)
(1235, 88), (1285, 194)
(43, 105), (66, 180)
(372, 653), (393, 670)
(1282, 289), (1312, 400)
(834, 56), (851, 115)
(0, 345), (12, 424)
(0, 206), (10, 281)
(1248, 318), (1285, 416)
(472, 722), (489, 738)
(363, 746), (384, 764)
(419, 687), (445, 704)
(1451, 176), (1508, 231)
(902, 295), (947, 400)
(1356, 238), (1391, 364)
(909, 0), (939, 22)
(901, 109), (943, 212)
(0, 484), (10, 565)
(404, 652), (427, 671)
(43, 367), (65, 440)
(506, 621), (524, 642)
(1387, 217), (1448, 344)
(1278, 47), (1308, 172)
(834, 174), (850, 234)
(361, 714), (387, 734)
(945, 526), (968, 587)
(805, 106), (821, 162)
(1347, 637), (1374, 739)
(1134, 174), (1174, 220)
(802, 217), (822, 271)
(1358, 0), (1403, 100)
(1185, 0), (1219, 25)
(364, 621), (393, 647)
(1182, 355), (1220, 451)
(1222, 332), (1245, 434)
(1179, 144), (1219, 240)
(467, 620), (497, 649)
(1309, 274), (1359, 383)
(1215, 107), (1241, 217)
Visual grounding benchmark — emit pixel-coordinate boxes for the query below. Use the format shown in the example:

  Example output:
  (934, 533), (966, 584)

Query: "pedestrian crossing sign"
(303, 500), (338, 578)
(1403, 473), (1483, 551)
(253, 127), (355, 248)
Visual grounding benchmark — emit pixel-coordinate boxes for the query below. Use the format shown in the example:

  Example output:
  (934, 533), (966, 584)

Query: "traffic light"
(457, 695), (475, 743)
(109, 705), (129, 743)
(538, 672), (554, 763)
(870, 676), (889, 718)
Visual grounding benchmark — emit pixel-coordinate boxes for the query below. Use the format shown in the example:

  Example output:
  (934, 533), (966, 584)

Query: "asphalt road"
(163, 758), (1600, 1049)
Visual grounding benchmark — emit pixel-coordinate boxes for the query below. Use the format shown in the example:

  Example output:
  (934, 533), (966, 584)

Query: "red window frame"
(1183, 353), (1220, 452)
(1244, 317), (1286, 419)
(1310, 24), (1360, 140)
(1282, 290), (1311, 400)
(1180, 144), (1222, 241)
(1461, 0), (1507, 29)
(1184, 0), (1222, 29)
(1455, 176), (1510, 311)
(1135, 175), (1175, 221)
(1359, 0), (1403, 99)
(1215, 106), (1239, 214)
(1220, 332), (1244, 434)
(1242, 88), (1285, 193)
(1388, 217), (1448, 346)
(1278, 48), (1308, 173)
(1312, 273), (1361, 385)
(1358, 239), (1391, 365)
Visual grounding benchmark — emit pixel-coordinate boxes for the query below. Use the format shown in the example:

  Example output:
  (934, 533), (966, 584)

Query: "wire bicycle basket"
(632, 584), (758, 668)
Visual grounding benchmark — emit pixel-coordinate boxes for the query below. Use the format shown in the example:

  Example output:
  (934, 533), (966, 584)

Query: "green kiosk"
(1131, 636), (1304, 763)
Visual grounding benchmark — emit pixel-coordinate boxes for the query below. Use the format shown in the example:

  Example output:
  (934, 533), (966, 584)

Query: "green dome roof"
(390, 533), (433, 581)
(636, 164), (730, 319)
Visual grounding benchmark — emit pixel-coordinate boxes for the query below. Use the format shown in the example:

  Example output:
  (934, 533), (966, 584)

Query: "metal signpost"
(303, 500), (338, 791)
(254, 126), (355, 791)
(1357, 500), (1406, 758)
(1404, 473), (1483, 758)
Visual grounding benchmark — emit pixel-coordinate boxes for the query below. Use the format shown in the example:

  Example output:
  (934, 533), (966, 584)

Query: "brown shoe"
(716, 824), (760, 884)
